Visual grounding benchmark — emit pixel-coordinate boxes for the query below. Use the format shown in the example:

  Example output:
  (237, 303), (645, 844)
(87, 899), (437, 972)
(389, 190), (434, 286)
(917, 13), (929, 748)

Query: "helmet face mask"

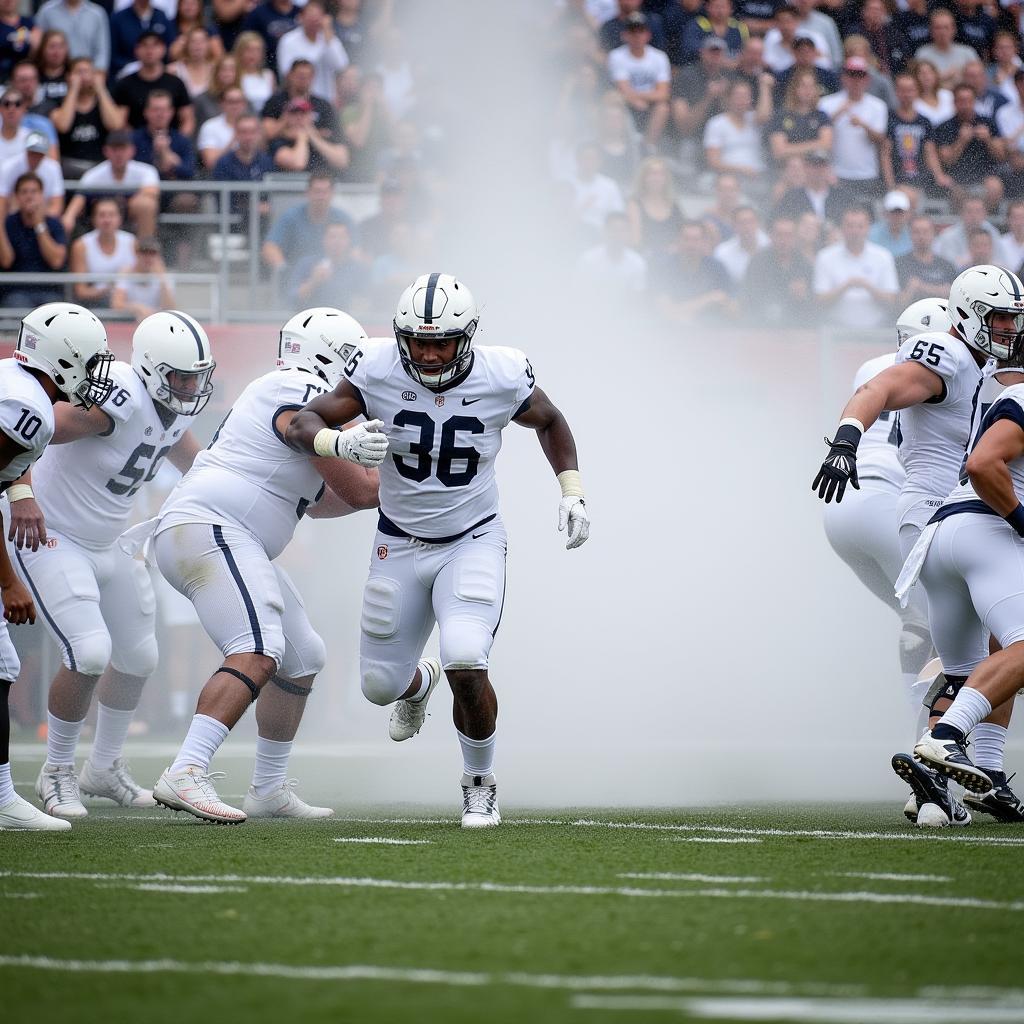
(949, 265), (1024, 362)
(151, 363), (215, 415)
(73, 348), (116, 409)
(394, 323), (475, 389)
(975, 304), (1024, 363)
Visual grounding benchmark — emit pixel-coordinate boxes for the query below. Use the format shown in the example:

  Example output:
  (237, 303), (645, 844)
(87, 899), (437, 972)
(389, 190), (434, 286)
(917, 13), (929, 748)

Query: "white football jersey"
(157, 367), (328, 559)
(346, 340), (536, 540)
(0, 358), (54, 484)
(893, 331), (986, 531)
(853, 353), (903, 488)
(32, 362), (184, 550)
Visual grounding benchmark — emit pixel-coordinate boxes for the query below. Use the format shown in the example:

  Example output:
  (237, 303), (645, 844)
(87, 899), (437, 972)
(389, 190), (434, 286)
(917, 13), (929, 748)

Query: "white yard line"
(829, 872), (954, 883)
(127, 884), (248, 894)
(333, 838), (433, 846)
(618, 873), (766, 884)
(1, 870), (1020, 911)
(669, 837), (764, 844)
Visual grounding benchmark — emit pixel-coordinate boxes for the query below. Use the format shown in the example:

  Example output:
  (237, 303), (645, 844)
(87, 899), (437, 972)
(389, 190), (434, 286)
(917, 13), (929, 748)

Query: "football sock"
(0, 762), (14, 805)
(251, 736), (291, 797)
(170, 714), (229, 773)
(937, 688), (992, 740)
(457, 729), (495, 777)
(46, 712), (84, 767)
(971, 722), (1007, 773)
(91, 704), (134, 770)
(408, 662), (432, 703)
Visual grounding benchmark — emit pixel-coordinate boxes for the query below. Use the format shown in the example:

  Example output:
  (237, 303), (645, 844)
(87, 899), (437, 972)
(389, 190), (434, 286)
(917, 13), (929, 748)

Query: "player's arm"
(0, 432), (35, 623)
(812, 360), (943, 504)
(51, 401), (114, 443)
(966, 415), (1024, 524)
(167, 429), (201, 473)
(284, 379), (389, 466)
(513, 386), (589, 550)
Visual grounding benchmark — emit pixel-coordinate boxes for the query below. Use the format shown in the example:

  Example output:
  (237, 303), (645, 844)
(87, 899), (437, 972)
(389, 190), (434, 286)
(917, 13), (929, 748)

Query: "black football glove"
(812, 423), (863, 503)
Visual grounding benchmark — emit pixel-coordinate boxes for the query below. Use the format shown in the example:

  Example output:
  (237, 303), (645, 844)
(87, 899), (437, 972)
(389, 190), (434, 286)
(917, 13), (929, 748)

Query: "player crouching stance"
(0, 303), (114, 831)
(17, 311), (213, 819)
(287, 273), (590, 828)
(142, 309), (380, 823)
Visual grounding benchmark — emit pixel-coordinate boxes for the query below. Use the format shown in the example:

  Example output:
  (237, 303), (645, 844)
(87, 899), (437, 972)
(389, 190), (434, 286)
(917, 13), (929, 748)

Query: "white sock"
(457, 729), (495, 778)
(971, 722), (1007, 772)
(46, 712), (84, 767)
(251, 736), (291, 796)
(90, 703), (134, 770)
(169, 714), (229, 773)
(408, 662), (431, 703)
(939, 688), (993, 738)
(0, 762), (14, 805)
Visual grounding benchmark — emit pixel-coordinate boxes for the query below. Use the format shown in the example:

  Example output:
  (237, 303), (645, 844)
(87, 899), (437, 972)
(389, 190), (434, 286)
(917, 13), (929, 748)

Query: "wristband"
(313, 428), (341, 458)
(34, 222), (45, 236)
(558, 470), (584, 499)
(833, 420), (864, 450)
(1006, 504), (1024, 537)
(6, 485), (33, 502)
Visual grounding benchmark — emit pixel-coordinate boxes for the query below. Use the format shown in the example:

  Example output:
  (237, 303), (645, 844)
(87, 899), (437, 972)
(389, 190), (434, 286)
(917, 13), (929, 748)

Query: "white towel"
(894, 521), (939, 607)
(118, 516), (159, 561)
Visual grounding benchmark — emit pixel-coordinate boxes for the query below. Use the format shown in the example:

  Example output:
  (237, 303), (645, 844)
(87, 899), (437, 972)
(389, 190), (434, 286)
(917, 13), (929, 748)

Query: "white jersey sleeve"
(0, 359), (54, 485)
(894, 331), (974, 404)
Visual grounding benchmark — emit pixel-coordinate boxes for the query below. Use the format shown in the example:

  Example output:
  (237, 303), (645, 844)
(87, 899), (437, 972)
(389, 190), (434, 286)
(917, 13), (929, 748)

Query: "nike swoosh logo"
(472, 532), (487, 539)
(462, 397), (483, 406)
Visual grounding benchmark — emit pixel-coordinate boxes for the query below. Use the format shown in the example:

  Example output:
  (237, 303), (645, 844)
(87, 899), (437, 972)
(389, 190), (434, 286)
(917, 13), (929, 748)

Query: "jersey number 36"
(392, 411), (483, 487)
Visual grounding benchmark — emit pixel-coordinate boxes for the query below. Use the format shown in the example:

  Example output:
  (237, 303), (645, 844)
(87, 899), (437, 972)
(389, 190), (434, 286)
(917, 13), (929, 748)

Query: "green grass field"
(4, 753), (1024, 1024)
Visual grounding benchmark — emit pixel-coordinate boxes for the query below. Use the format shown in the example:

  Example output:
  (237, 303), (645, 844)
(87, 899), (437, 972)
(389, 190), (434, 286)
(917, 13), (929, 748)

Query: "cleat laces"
(52, 766), (81, 806)
(111, 759), (145, 800)
(463, 781), (496, 817)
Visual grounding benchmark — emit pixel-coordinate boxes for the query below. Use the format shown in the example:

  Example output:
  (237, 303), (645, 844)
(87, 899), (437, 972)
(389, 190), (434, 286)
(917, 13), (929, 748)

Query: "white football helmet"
(393, 272), (478, 389)
(896, 298), (951, 346)
(15, 302), (113, 408)
(278, 307), (368, 388)
(131, 310), (215, 416)
(948, 264), (1024, 361)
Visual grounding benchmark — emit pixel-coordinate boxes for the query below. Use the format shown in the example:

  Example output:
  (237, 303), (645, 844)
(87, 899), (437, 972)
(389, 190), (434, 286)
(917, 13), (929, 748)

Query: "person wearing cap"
(196, 84), (247, 170)
(261, 172), (353, 273)
(259, 57), (338, 143)
(934, 82), (1005, 209)
(110, 0), (176, 78)
(112, 235), (175, 321)
(763, 6), (830, 75)
(680, 0), (747, 66)
(817, 57), (889, 201)
(0, 171), (67, 307)
(768, 67), (834, 165)
(34, 0), (109, 73)
(50, 57), (124, 178)
(869, 189), (913, 256)
(772, 34), (840, 106)
(847, 0), (911, 79)
(269, 93), (350, 174)
(915, 9), (978, 89)
(882, 73), (952, 206)
(775, 147), (854, 224)
(0, 130), (64, 220)
(608, 12), (671, 149)
(599, 0), (666, 53)
(112, 31), (194, 138)
(671, 36), (732, 140)
(895, 214), (956, 305)
(275, 0), (348, 107)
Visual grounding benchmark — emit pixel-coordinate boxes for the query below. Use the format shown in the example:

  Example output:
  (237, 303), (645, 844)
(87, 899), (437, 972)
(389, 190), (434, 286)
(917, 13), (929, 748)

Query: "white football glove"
(558, 496), (589, 550)
(323, 419), (389, 467)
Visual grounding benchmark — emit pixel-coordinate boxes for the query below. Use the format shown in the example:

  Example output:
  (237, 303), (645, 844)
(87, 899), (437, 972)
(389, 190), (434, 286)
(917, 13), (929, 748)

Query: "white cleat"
(79, 758), (156, 808)
(35, 762), (87, 819)
(461, 772), (501, 829)
(153, 767), (246, 824)
(389, 658), (442, 742)
(242, 779), (334, 819)
(903, 794), (918, 823)
(0, 794), (72, 830)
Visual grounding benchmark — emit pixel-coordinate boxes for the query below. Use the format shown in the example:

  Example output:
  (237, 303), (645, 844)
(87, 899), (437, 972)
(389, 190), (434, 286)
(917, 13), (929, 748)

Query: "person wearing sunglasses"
(0, 89), (28, 165)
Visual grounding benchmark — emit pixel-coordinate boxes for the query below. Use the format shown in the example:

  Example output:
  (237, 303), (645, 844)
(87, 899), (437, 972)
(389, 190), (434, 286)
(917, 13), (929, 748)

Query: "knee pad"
(111, 635), (159, 679)
(926, 673), (966, 715)
(360, 658), (413, 706)
(68, 629), (113, 678)
(279, 630), (326, 680)
(361, 578), (401, 639)
(440, 618), (493, 672)
(899, 622), (933, 677)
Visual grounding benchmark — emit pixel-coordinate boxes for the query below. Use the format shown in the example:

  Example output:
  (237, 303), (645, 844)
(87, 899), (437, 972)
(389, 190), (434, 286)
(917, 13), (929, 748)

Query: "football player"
(11, 311), (213, 820)
(0, 302), (114, 831)
(140, 308), (385, 823)
(286, 273), (590, 828)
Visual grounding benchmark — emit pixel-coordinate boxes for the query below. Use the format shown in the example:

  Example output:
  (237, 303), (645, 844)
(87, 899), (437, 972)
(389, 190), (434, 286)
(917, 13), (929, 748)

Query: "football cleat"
(79, 758), (156, 808)
(389, 658), (443, 742)
(461, 772), (501, 829)
(0, 794), (72, 830)
(963, 770), (1024, 823)
(903, 793), (918, 823)
(153, 767), (246, 824)
(891, 753), (971, 828)
(242, 779), (333, 819)
(35, 762), (87, 819)
(915, 731), (993, 793)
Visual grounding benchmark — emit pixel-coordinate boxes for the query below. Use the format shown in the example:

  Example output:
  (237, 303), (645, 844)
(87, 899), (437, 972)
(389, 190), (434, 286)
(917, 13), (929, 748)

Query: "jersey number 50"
(392, 411), (484, 487)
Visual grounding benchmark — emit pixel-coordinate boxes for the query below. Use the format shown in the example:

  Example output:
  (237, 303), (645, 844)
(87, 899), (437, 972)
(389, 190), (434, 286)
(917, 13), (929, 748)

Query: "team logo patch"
(377, 545), (388, 560)
(22, 332), (37, 349)
(145, 426), (153, 436)
(435, 396), (445, 408)
(402, 390), (417, 402)
(45, 537), (58, 549)
(284, 340), (301, 354)
(340, 343), (356, 361)
(12, 351), (27, 363)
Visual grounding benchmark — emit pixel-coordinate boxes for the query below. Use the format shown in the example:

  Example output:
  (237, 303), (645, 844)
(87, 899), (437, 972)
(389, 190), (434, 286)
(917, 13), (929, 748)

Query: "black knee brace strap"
(271, 676), (312, 697)
(926, 673), (967, 715)
(216, 666), (260, 703)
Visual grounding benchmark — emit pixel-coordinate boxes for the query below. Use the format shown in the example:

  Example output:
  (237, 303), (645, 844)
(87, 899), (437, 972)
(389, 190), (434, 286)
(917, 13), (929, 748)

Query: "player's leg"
(151, 523), (285, 823)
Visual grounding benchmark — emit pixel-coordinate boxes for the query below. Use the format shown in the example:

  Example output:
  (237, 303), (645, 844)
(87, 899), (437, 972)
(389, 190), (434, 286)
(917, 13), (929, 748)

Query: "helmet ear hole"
(57, 359), (73, 369)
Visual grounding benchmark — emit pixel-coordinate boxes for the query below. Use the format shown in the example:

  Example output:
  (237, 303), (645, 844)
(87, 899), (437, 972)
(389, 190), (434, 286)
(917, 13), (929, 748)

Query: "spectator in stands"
(197, 85), (247, 169)
(954, 0), (995, 62)
(112, 235), (175, 321)
(0, 131), (64, 219)
(843, 35), (897, 107)
(896, 213), (956, 304)
(34, 0), (109, 75)
(338, 67), (385, 183)
(52, 57), (125, 178)
(133, 89), (197, 217)
(594, 92), (640, 189)
(261, 172), (352, 271)
(169, 0), (223, 63)
(34, 30), (70, 109)
(662, 0), (701, 66)
(935, 82), (1005, 208)
(996, 69), (1024, 189)
(772, 34), (840, 105)
(568, 140), (624, 233)
(110, 0), (175, 78)
(915, 8), (977, 88)
(212, 112), (273, 221)
(69, 197), (135, 306)
(768, 68), (834, 165)
(869, 189), (913, 255)
(702, 171), (742, 242)
(959, 223), (996, 270)
(680, 0), (747, 65)
(733, 0), (780, 37)
(883, 72), (953, 202)
(335, 0), (369, 66)
(276, 0), (348, 107)
(793, 0), (842, 67)
(625, 156), (683, 262)
(770, 153), (807, 207)
(703, 78), (771, 184)
(817, 57), (888, 201)
(373, 25), (417, 122)
(962, 59), (1006, 119)
(11, 63), (58, 153)
(609, 12), (671, 149)
(269, 96), (349, 176)
(652, 219), (733, 323)
(932, 194), (1001, 265)
(114, 31), (195, 137)
(713, 204), (769, 284)
(261, 58), (337, 141)
(599, 0), (666, 53)
(671, 37), (731, 142)
(733, 37), (775, 97)
(847, 0), (910, 78)
(576, 210), (647, 295)
(357, 177), (405, 259)
(243, 0), (297, 76)
(0, 89), (29, 165)
(796, 208), (823, 261)
(989, 31), (1021, 106)
(168, 27), (216, 99)
(814, 204), (898, 328)
(288, 220), (367, 308)
(62, 129), (159, 238)
(0, 0), (37, 86)
(912, 58), (954, 126)
(776, 148), (852, 224)
(192, 53), (239, 129)
(1001, 200), (1024, 273)
(763, 7), (830, 76)
(896, 0), (932, 53)
(234, 32), (276, 111)
(0, 172), (66, 306)
(743, 213), (814, 325)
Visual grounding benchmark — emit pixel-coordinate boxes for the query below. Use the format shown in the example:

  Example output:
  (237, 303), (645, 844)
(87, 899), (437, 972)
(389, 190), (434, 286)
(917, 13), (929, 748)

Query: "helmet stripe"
(423, 272), (441, 324)
(167, 310), (206, 361)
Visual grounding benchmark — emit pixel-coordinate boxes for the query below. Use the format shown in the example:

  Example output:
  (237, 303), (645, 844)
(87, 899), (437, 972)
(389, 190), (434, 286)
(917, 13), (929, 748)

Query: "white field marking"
(570, 994), (1024, 1022)
(4, 893), (40, 899)
(618, 873), (766, 884)
(829, 871), (953, 883)
(669, 837), (764, 845)
(2, 871), (1021, 911)
(333, 838), (433, 846)
(128, 884), (248, 894)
